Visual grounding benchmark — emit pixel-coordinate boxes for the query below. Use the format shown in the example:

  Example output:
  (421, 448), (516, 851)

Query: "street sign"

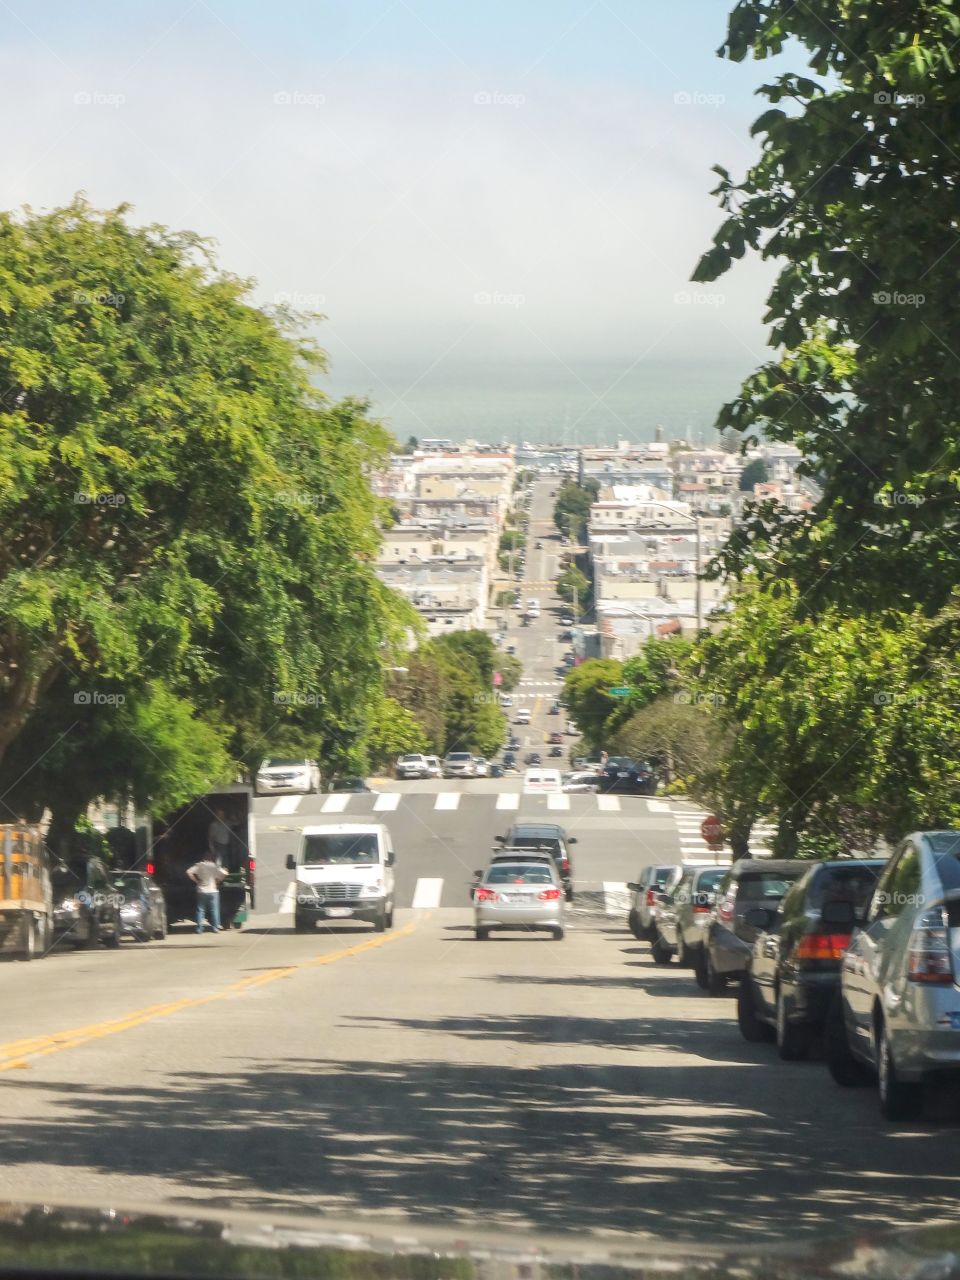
(607, 687), (632, 697)
(701, 815), (724, 846)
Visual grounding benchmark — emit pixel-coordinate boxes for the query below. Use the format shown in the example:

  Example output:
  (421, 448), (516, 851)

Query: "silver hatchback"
(474, 860), (565, 941)
(828, 830), (960, 1120)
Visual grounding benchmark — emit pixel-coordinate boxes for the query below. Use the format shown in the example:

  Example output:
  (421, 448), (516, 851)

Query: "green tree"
(556, 564), (589, 606)
(694, 1), (960, 612)
(0, 197), (410, 813)
(738, 458), (768, 492)
(561, 659), (625, 750)
(495, 653), (523, 692)
(362, 695), (428, 772)
(553, 479), (599, 543)
(609, 697), (722, 790)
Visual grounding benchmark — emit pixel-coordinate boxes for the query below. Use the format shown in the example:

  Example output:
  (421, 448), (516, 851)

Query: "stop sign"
(701, 815), (723, 845)
(493, 671), (503, 687)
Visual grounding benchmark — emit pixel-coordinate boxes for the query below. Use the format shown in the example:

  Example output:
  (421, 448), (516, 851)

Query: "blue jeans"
(196, 891), (221, 932)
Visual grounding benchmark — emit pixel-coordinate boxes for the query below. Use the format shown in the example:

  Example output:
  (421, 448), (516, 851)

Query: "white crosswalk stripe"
(546, 793), (570, 810)
(596, 795), (621, 812)
(496, 792), (520, 810)
(320, 793), (351, 814)
(411, 877), (444, 908)
(373, 792), (401, 811)
(671, 804), (776, 858)
(270, 795), (303, 815)
(434, 792), (460, 811)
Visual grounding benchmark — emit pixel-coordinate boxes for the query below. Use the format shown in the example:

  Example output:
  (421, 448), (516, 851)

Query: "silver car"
(827, 830), (960, 1120)
(474, 859), (565, 941)
(653, 862), (731, 967)
(442, 751), (477, 779)
(627, 864), (682, 941)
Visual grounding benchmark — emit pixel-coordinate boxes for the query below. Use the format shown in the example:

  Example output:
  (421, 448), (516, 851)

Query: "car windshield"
(113, 875), (146, 901)
(262, 758), (305, 769)
(485, 866), (555, 885)
(301, 835), (379, 864)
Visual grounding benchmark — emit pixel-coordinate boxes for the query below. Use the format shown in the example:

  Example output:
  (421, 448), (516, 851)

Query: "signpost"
(607, 687), (632, 697)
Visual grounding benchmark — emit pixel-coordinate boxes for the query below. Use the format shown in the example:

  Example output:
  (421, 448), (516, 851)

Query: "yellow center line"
(0, 917), (422, 1072)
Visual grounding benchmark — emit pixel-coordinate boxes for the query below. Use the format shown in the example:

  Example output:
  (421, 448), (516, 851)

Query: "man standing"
(187, 855), (226, 934)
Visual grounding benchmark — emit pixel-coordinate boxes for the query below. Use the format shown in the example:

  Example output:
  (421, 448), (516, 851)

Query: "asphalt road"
(1, 478), (957, 1249)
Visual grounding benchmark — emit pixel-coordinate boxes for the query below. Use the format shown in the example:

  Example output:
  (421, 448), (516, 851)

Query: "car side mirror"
(744, 906), (774, 930)
(568, 836), (578, 844)
(285, 854), (296, 871)
(821, 899), (856, 928)
(494, 835), (506, 845)
(386, 851), (395, 867)
(656, 892), (674, 906)
(626, 882), (639, 892)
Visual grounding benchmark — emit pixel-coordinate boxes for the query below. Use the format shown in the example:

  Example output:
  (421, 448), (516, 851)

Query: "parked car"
(113, 870), (167, 942)
(549, 701), (561, 714)
(701, 860), (809, 994)
(548, 732), (564, 744)
(443, 751), (477, 779)
(826, 831), (960, 1120)
(328, 777), (372, 793)
(627, 864), (683, 941)
(395, 753), (433, 780)
(496, 822), (576, 901)
(574, 755), (604, 771)
(255, 757), (320, 796)
(489, 763), (505, 778)
(474, 859), (565, 941)
(738, 858), (885, 1058)
(499, 695), (514, 708)
(653, 862), (732, 966)
(502, 752), (518, 771)
(598, 757), (657, 796)
(51, 858), (122, 949)
(562, 770), (601, 793)
(424, 756), (442, 779)
(472, 757), (491, 777)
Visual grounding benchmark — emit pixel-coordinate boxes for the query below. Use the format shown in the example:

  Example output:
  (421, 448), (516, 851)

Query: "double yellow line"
(0, 919), (419, 1073)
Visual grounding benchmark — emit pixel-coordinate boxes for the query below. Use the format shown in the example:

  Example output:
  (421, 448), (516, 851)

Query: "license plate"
(324, 907), (353, 918)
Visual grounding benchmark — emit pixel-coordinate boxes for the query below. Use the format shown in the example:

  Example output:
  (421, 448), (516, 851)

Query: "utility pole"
(695, 514), (703, 632)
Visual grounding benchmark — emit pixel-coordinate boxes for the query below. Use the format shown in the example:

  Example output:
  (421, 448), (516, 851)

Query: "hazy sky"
(0, 1), (794, 379)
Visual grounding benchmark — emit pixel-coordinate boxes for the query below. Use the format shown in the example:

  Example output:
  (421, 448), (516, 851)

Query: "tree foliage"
(553, 479), (599, 543)
(695, 1), (960, 612)
(738, 458), (768, 492)
(556, 564), (589, 605)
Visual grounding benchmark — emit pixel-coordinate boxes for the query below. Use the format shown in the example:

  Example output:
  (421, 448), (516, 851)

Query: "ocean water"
(321, 358), (754, 446)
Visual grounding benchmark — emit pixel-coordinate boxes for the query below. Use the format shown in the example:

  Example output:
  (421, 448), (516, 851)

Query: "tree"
(556, 565), (589, 606)
(561, 659), (625, 750)
(553, 479), (599, 544)
(738, 458), (768, 492)
(694, 2), (960, 613)
(499, 529), (525, 553)
(609, 697), (722, 789)
(0, 197), (410, 823)
(495, 653), (523, 692)
(362, 696), (428, 772)
(389, 630), (508, 756)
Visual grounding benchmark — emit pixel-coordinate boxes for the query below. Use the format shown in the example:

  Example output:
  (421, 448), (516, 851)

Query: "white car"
(524, 767), (563, 794)
(424, 755), (442, 778)
(472, 757), (491, 777)
(499, 694), (513, 708)
(396, 753), (433, 780)
(255, 758), (320, 796)
(515, 708), (532, 725)
(443, 751), (477, 779)
(562, 771), (600, 793)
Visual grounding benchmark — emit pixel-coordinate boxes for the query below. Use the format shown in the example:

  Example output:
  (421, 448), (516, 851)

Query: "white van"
(286, 823), (395, 933)
(524, 768), (563, 794)
(516, 707), (532, 724)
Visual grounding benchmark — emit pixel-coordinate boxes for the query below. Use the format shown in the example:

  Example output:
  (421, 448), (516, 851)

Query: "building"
(377, 558), (489, 637)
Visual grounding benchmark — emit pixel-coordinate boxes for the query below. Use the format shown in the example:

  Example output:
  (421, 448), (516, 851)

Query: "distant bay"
(320, 357), (756, 446)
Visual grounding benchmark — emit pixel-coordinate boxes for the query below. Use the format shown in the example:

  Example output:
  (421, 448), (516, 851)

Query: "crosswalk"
(671, 803), (775, 860)
(270, 791), (649, 817)
(276, 877), (631, 915)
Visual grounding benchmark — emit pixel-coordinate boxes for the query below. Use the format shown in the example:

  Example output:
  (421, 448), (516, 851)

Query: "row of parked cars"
(395, 752), (503, 780)
(630, 831), (960, 1121)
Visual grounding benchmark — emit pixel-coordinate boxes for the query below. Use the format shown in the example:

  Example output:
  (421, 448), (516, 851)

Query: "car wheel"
(154, 914), (167, 941)
(706, 952), (727, 995)
(373, 910), (387, 934)
(878, 1021), (923, 1121)
(676, 933), (689, 968)
(651, 934), (673, 966)
(825, 993), (872, 1086)
(775, 988), (809, 1060)
(737, 975), (775, 1043)
(103, 926), (121, 949)
(692, 945), (710, 990)
(18, 915), (36, 962)
(294, 911), (313, 934)
(475, 927), (490, 941)
(552, 927), (565, 941)
(627, 909), (644, 941)
(386, 906), (395, 929)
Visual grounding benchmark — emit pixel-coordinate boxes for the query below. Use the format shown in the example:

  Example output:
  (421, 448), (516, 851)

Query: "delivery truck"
(148, 784), (256, 929)
(0, 824), (53, 960)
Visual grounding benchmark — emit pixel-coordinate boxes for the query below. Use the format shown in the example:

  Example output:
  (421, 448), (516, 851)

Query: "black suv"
(51, 857), (123, 950)
(701, 859), (808, 993)
(495, 822), (577, 901)
(598, 757), (657, 796)
(737, 858), (885, 1059)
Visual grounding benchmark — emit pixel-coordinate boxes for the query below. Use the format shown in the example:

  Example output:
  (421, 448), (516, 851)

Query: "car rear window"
(486, 865), (555, 884)
(930, 835), (960, 890)
(738, 873), (796, 900)
(652, 867), (676, 887)
(808, 863), (884, 910)
(695, 869), (726, 893)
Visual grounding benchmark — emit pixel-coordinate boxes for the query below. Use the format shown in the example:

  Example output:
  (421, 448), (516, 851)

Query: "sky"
(0, 0), (799, 403)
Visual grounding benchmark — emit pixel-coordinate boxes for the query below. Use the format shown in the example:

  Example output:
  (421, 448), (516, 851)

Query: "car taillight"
(538, 888), (562, 901)
(646, 888), (658, 906)
(692, 904), (711, 914)
(476, 887), (499, 902)
(248, 856), (255, 881)
(907, 906), (953, 983)
(559, 858), (570, 874)
(797, 932), (851, 961)
(145, 862), (155, 876)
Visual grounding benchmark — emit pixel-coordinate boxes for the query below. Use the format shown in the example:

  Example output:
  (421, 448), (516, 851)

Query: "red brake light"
(145, 862), (155, 877)
(538, 887), (562, 901)
(646, 888), (657, 906)
(797, 932), (851, 961)
(692, 904), (711, 914)
(908, 906), (953, 983)
(476, 887), (499, 902)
